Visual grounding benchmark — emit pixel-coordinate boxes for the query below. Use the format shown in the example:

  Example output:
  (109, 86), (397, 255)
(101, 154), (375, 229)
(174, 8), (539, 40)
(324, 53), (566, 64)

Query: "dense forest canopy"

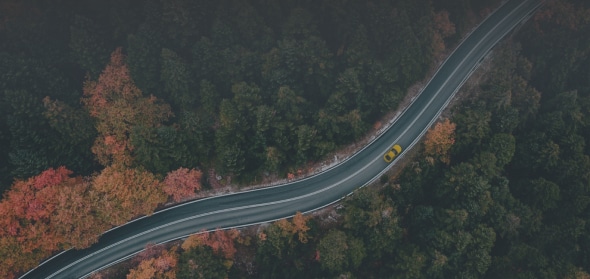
(0, 0), (491, 191)
(1, 0), (589, 278)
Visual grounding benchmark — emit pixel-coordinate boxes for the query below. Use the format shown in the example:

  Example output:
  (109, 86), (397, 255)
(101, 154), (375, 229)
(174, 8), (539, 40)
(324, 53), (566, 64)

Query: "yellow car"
(384, 144), (402, 163)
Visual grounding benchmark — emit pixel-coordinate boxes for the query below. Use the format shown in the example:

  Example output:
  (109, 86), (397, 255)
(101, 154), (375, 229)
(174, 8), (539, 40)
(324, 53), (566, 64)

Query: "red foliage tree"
(163, 168), (203, 202)
(0, 167), (107, 279)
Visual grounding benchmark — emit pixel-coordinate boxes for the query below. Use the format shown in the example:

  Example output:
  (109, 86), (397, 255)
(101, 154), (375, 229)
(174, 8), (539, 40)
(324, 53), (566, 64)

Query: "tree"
(486, 133), (515, 167)
(342, 187), (402, 261)
(160, 48), (195, 111)
(177, 246), (227, 279)
(255, 212), (319, 278)
(296, 125), (317, 165)
(453, 106), (491, 157)
(178, 110), (214, 168)
(318, 230), (348, 273)
(163, 168), (203, 202)
(69, 15), (110, 78)
(318, 229), (366, 274)
(82, 47), (172, 168)
(91, 166), (166, 226)
(131, 125), (188, 175)
(127, 247), (177, 279)
(215, 99), (246, 175)
(127, 23), (163, 96)
(390, 245), (426, 279)
(0, 167), (107, 279)
(431, 10), (456, 58)
(198, 79), (220, 118)
(424, 119), (456, 164)
(438, 162), (491, 218)
(161, 0), (211, 48)
(42, 96), (98, 175)
(274, 212), (311, 244)
(3, 90), (53, 180)
(182, 229), (239, 260)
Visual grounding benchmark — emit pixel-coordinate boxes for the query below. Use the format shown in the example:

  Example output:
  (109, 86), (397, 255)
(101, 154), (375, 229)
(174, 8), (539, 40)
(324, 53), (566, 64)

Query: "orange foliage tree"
(127, 246), (177, 279)
(424, 119), (456, 164)
(82, 47), (172, 168)
(91, 166), (167, 226)
(274, 212), (311, 243)
(0, 167), (107, 279)
(163, 168), (203, 202)
(181, 229), (239, 260)
(431, 10), (456, 58)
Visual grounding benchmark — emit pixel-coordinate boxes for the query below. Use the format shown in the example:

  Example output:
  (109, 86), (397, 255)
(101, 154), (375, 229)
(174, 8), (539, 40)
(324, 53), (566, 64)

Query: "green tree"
(3, 90), (53, 179)
(390, 245), (426, 279)
(342, 188), (402, 261)
(69, 15), (109, 78)
(318, 230), (351, 273)
(295, 125), (317, 165)
(161, 0), (212, 48)
(131, 125), (189, 175)
(255, 218), (318, 278)
(453, 105), (492, 157)
(199, 79), (220, 118)
(486, 133), (516, 168)
(160, 48), (196, 111)
(438, 162), (491, 218)
(42, 97), (98, 175)
(178, 111), (213, 168)
(127, 24), (163, 96)
(215, 99), (246, 175)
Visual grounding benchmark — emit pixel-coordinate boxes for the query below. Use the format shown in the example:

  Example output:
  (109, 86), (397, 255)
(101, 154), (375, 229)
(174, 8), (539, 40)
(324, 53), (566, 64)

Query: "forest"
(1, 0), (589, 278)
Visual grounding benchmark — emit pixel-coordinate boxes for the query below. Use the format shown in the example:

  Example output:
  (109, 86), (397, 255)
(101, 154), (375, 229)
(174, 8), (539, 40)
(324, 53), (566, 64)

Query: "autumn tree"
(181, 229), (239, 260)
(178, 229), (239, 278)
(274, 212), (311, 243)
(0, 167), (107, 279)
(423, 118), (456, 164)
(254, 211), (318, 277)
(127, 245), (177, 279)
(431, 10), (456, 58)
(82, 47), (172, 168)
(91, 166), (167, 226)
(163, 168), (203, 202)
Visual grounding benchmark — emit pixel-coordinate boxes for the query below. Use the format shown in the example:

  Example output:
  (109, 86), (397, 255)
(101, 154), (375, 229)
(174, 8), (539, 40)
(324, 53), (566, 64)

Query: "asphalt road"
(20, 0), (543, 278)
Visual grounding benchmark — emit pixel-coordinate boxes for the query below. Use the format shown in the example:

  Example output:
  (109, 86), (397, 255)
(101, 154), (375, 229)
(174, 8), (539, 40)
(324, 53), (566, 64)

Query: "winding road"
(20, 0), (543, 278)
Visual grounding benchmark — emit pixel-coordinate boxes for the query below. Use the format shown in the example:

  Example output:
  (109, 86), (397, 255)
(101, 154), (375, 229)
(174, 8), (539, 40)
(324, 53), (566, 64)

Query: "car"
(383, 144), (402, 163)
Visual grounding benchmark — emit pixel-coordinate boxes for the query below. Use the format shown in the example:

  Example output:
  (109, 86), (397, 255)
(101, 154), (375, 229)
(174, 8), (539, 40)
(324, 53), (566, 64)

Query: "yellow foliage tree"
(274, 212), (310, 244)
(91, 166), (167, 226)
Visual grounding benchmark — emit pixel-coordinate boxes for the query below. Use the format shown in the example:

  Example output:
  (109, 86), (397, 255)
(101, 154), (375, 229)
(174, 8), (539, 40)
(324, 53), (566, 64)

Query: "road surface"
(20, 0), (543, 278)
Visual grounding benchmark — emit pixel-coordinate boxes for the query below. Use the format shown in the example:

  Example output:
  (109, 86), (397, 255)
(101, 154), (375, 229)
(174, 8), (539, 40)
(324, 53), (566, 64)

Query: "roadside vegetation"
(1, 0), (589, 278)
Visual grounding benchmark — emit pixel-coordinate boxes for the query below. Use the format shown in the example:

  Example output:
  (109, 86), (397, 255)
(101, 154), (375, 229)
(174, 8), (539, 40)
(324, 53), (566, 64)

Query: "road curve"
(20, 0), (543, 278)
